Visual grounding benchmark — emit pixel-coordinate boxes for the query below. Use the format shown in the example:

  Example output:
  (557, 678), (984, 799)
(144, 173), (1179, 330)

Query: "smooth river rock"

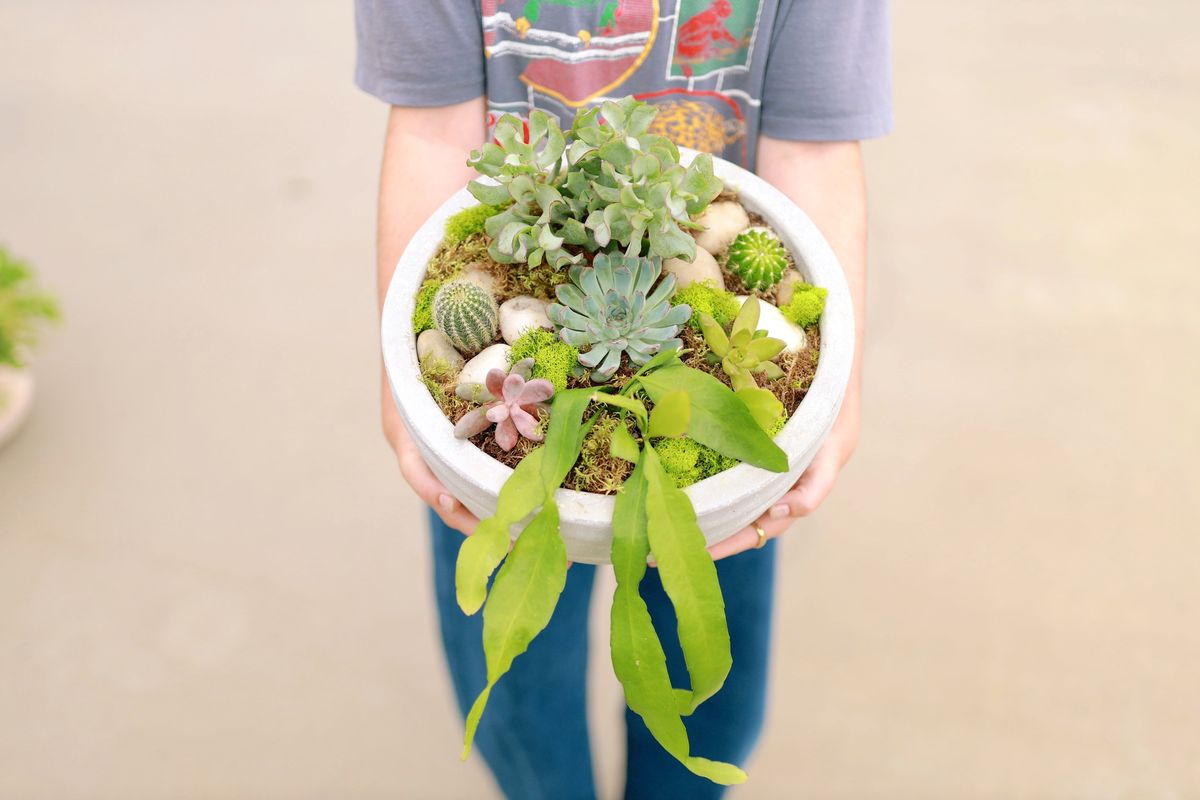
(693, 201), (750, 256)
(416, 329), (465, 373)
(461, 265), (498, 296)
(455, 343), (511, 402)
(775, 269), (806, 305)
(736, 295), (807, 354)
(663, 246), (723, 289)
(499, 295), (553, 343)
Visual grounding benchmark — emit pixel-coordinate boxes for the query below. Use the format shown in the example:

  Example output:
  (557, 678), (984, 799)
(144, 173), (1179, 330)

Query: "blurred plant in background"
(0, 245), (59, 409)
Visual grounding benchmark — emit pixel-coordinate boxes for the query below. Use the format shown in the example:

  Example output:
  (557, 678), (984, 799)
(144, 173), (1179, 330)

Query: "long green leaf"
(625, 345), (684, 386)
(640, 365), (787, 471)
(457, 388), (593, 615)
(456, 448), (547, 615)
(540, 388), (596, 491)
(590, 389), (647, 427)
(643, 445), (732, 714)
(462, 500), (568, 758)
(610, 454), (747, 786)
(647, 390), (690, 438)
(609, 422), (640, 463)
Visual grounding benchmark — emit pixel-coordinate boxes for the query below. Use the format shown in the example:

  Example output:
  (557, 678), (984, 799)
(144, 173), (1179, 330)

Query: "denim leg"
(622, 539), (778, 800)
(429, 510), (598, 800)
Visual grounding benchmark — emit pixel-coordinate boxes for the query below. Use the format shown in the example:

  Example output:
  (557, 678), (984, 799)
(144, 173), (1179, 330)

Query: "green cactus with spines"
(432, 279), (499, 355)
(725, 227), (788, 291)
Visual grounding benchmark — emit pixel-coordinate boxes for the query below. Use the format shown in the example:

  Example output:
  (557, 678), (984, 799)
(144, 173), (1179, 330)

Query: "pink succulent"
(453, 368), (554, 451)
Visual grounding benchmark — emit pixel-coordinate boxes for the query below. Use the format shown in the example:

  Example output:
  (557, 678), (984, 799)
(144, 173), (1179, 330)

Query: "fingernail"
(438, 494), (456, 514)
(769, 504), (790, 520)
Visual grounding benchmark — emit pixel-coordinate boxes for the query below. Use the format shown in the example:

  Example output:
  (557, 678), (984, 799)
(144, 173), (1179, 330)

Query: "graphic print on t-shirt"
(482, 0), (660, 107)
(668, 0), (761, 78)
(637, 88), (748, 163)
(480, 0), (764, 167)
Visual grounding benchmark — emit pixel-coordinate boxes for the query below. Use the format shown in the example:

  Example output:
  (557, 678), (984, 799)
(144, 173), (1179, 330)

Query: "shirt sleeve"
(355, 0), (486, 107)
(760, 0), (893, 141)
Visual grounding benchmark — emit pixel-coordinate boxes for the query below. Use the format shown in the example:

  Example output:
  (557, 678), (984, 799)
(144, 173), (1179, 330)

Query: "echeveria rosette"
(547, 253), (691, 383)
(453, 360), (555, 451)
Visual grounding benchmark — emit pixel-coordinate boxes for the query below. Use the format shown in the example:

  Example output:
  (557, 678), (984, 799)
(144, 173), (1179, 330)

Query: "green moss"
(780, 283), (828, 328)
(413, 277), (444, 334)
(444, 203), (509, 246)
(508, 327), (579, 392)
(654, 437), (739, 488)
(420, 373), (446, 403)
(425, 234), (490, 282)
(419, 362), (472, 422)
(421, 357), (455, 378)
(672, 280), (740, 330)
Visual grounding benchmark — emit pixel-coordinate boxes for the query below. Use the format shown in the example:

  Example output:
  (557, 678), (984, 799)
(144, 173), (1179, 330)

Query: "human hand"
(706, 407), (859, 560)
(382, 377), (479, 535)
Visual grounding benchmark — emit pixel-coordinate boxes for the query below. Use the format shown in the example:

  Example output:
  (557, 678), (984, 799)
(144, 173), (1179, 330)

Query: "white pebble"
(693, 201), (750, 256)
(455, 343), (512, 402)
(416, 329), (465, 373)
(663, 246), (723, 289)
(499, 295), (553, 344)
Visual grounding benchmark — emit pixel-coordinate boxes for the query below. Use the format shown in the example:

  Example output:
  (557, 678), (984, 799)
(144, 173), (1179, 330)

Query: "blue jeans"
(429, 510), (777, 799)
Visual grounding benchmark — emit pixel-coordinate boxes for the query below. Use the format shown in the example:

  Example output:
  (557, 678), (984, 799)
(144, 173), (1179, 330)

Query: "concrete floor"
(1, 2), (1198, 798)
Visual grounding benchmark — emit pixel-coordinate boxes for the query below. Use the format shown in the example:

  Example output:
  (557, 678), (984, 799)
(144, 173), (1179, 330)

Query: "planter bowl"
(382, 150), (854, 564)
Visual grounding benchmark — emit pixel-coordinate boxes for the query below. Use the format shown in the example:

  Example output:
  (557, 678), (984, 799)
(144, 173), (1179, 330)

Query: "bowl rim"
(381, 149), (854, 527)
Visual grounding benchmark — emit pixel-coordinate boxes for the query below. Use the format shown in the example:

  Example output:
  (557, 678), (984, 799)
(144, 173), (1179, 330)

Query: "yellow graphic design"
(646, 98), (745, 154)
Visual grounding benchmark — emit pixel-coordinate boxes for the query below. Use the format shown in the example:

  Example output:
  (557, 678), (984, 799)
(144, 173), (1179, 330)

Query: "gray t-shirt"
(355, 0), (891, 169)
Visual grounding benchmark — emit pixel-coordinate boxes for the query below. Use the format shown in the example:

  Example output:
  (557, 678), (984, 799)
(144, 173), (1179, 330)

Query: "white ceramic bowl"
(382, 150), (854, 564)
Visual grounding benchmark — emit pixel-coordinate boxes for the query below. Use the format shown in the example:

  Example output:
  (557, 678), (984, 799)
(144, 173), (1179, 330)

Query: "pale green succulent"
(698, 296), (786, 392)
(546, 253), (690, 382)
(466, 98), (724, 269)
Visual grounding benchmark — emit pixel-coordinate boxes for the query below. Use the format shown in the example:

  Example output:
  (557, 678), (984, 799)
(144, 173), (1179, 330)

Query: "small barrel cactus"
(432, 279), (499, 355)
(725, 227), (788, 291)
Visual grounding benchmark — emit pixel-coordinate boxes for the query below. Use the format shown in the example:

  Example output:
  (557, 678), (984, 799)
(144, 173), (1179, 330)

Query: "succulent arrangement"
(403, 98), (830, 786)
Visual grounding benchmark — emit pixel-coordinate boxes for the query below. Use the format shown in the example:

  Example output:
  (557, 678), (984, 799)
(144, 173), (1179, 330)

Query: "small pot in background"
(0, 366), (35, 450)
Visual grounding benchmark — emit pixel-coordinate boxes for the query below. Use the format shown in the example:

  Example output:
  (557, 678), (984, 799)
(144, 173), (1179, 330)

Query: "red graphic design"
(508, 0), (659, 108)
(674, 0), (737, 71)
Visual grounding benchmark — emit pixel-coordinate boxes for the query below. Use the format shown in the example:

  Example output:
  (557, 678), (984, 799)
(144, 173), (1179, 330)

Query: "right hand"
(382, 377), (479, 535)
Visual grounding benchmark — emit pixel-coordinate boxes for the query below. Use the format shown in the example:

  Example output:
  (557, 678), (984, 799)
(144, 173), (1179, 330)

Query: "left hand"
(707, 410), (858, 560)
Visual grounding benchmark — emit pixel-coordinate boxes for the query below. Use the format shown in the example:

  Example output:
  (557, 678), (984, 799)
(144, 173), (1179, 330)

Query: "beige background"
(2, 1), (1198, 798)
